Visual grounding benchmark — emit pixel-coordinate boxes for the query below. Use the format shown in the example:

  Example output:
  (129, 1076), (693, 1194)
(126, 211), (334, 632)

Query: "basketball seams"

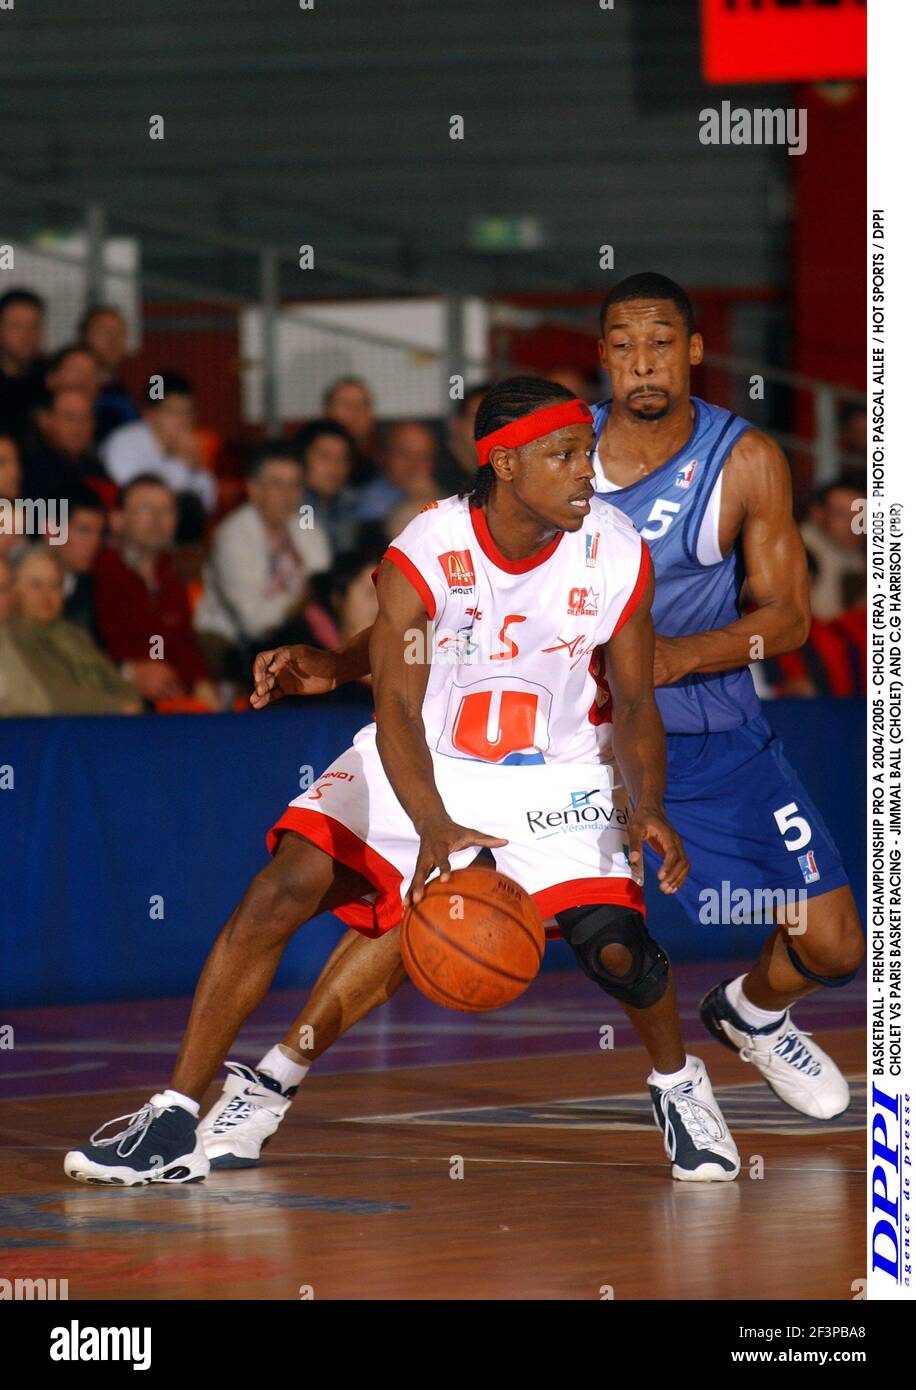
(409, 901), (535, 985)
(400, 913), (481, 1011)
(422, 877), (546, 960)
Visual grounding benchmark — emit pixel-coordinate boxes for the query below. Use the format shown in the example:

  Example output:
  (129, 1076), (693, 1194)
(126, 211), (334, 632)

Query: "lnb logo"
(49, 1321), (151, 1371)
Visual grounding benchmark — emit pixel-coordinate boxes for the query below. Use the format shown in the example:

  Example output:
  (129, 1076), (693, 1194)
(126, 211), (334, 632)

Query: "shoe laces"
(89, 1101), (163, 1158)
(658, 1081), (726, 1158)
(740, 1016), (821, 1077)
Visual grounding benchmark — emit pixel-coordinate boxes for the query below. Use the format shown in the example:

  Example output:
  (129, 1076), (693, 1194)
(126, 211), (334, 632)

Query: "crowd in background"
(0, 285), (867, 718)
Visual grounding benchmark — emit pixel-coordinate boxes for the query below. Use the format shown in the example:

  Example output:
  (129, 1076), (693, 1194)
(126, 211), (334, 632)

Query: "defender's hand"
(653, 635), (690, 688)
(251, 644), (341, 707)
(407, 818), (508, 906)
(627, 806), (689, 896)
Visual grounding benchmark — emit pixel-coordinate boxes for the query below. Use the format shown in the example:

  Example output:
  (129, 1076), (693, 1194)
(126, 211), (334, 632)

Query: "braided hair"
(465, 376), (576, 508)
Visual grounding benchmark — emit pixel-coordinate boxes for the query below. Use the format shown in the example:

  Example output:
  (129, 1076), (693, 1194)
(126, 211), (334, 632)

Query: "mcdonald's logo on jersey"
(438, 549), (476, 593)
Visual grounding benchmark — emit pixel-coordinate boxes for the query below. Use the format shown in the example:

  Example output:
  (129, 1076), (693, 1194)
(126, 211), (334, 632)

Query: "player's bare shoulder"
(718, 427), (795, 547)
(723, 427), (794, 506)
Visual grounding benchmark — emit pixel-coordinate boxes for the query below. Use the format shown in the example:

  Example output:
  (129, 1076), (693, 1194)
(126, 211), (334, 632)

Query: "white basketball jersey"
(381, 495), (650, 766)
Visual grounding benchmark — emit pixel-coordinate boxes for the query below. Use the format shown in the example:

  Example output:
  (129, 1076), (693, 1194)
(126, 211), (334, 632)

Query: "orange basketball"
(401, 866), (545, 1013)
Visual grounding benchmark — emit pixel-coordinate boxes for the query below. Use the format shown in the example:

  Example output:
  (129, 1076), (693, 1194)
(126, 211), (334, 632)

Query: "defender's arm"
(605, 565), (688, 895)
(654, 431), (811, 685)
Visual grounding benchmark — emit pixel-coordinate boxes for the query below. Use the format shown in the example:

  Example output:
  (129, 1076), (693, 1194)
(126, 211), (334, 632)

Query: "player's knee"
(598, 941), (633, 978)
(556, 904), (669, 1009)
(234, 857), (318, 944)
(786, 909), (864, 986)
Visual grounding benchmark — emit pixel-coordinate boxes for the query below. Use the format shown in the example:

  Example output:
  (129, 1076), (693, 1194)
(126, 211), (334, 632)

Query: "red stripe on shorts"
(266, 808), (404, 938)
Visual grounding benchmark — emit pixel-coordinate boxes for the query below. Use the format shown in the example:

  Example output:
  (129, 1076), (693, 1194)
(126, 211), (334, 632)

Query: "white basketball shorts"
(267, 724), (643, 938)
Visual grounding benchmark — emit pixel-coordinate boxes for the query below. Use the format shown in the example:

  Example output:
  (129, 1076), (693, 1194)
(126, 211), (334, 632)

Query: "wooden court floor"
(0, 966), (865, 1301)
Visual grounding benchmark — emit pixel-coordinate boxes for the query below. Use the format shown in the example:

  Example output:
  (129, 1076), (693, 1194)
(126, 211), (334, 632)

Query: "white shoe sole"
(63, 1147), (210, 1186)
(672, 1159), (740, 1182)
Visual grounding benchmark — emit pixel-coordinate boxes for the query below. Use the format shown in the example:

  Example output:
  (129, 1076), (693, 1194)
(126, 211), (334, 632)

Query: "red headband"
(475, 399), (592, 467)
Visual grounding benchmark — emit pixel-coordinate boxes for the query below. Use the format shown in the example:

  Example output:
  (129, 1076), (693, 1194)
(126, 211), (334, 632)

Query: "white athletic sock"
(725, 974), (786, 1030)
(648, 1057), (697, 1090)
(160, 1088), (199, 1118)
(258, 1045), (310, 1090)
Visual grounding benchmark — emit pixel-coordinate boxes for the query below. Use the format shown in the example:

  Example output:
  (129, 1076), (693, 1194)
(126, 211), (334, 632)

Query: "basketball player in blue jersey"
(588, 271), (863, 1119)
(154, 290), (860, 1172)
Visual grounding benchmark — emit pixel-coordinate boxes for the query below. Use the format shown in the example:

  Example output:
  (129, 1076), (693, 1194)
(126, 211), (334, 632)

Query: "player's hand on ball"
(250, 644), (340, 707)
(627, 806), (689, 896)
(408, 817), (508, 905)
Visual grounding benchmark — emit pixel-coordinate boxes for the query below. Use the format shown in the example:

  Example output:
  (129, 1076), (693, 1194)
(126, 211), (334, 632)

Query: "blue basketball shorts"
(643, 714), (849, 927)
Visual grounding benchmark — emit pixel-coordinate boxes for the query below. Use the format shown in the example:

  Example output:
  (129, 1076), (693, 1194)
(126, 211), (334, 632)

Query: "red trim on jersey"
(266, 808), (404, 938)
(470, 503), (564, 574)
(381, 546), (437, 619)
(611, 540), (652, 637)
(534, 875), (645, 922)
(475, 399), (592, 466)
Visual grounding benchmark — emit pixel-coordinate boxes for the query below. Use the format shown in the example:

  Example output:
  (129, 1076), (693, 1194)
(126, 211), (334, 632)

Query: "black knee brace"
(786, 941), (859, 988)
(555, 903), (670, 1008)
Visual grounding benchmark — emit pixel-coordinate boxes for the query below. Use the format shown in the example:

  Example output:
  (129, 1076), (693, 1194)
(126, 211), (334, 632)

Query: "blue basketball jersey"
(591, 395), (761, 734)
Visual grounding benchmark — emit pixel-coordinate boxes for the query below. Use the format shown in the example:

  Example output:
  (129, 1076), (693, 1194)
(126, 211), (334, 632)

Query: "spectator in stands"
(356, 420), (439, 523)
(20, 387), (110, 504)
(50, 485), (106, 635)
(298, 419), (361, 555)
(323, 376), (376, 458)
(100, 373), (216, 540)
(303, 546), (381, 695)
(0, 434), (22, 501)
(838, 401), (867, 469)
(0, 436), (28, 564)
(95, 475), (220, 710)
(194, 440), (332, 679)
(1, 547), (140, 716)
(800, 476), (866, 621)
(763, 557), (866, 699)
(0, 553), (50, 716)
(0, 289), (46, 439)
(44, 344), (101, 404)
(79, 305), (140, 441)
(438, 381), (493, 493)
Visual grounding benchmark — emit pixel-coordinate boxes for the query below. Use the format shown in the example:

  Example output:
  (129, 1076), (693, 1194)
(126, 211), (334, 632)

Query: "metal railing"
(1, 175), (863, 482)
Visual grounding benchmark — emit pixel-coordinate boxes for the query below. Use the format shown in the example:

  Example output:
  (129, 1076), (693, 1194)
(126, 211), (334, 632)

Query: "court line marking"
(338, 1075), (867, 1125)
(231, 1150), (869, 1175)
(0, 1142), (866, 1175)
(0, 1029), (864, 1105)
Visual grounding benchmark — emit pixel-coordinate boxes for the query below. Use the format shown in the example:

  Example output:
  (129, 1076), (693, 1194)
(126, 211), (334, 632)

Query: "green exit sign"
(469, 216), (544, 252)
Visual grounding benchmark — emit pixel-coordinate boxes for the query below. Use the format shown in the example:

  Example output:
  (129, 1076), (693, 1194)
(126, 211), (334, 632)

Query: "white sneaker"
(200, 1062), (297, 1168)
(649, 1056), (741, 1182)
(700, 979), (850, 1119)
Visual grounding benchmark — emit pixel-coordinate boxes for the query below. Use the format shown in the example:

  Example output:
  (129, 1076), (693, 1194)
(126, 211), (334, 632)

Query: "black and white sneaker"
(64, 1093), (209, 1186)
(200, 1062), (297, 1169)
(700, 979), (849, 1119)
(649, 1056), (740, 1182)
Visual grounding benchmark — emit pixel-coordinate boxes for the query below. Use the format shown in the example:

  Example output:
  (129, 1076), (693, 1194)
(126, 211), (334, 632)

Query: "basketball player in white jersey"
(65, 377), (740, 1186)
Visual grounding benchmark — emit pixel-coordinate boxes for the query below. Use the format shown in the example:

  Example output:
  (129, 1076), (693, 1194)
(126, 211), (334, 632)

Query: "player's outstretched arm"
(371, 560), (507, 904)
(606, 565), (688, 896)
(653, 430), (811, 685)
(250, 626), (373, 708)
